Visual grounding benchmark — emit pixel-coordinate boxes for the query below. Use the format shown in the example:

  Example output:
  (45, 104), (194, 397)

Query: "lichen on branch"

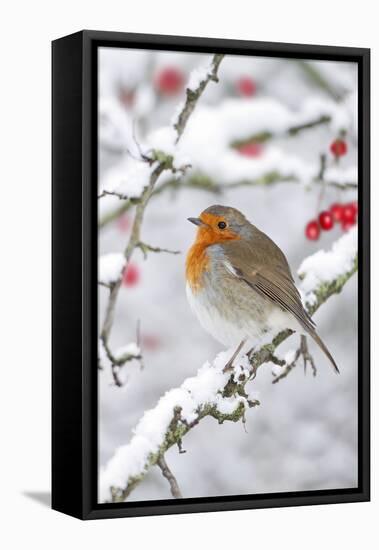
(99, 227), (358, 503)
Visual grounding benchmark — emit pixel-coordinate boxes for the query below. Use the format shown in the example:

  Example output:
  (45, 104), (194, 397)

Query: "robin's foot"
(300, 335), (317, 377)
(272, 335), (317, 384)
(222, 338), (247, 373)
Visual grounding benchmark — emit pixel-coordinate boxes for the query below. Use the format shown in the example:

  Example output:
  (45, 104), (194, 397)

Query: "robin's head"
(188, 205), (247, 245)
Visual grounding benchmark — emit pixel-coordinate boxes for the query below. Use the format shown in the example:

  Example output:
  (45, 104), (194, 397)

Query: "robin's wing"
(221, 230), (339, 373)
(222, 232), (316, 333)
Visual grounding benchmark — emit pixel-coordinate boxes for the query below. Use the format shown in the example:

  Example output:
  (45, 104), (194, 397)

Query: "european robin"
(186, 205), (339, 373)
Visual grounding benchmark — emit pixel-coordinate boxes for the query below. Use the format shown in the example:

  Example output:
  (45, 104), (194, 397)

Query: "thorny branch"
(99, 54), (224, 385)
(104, 249), (358, 502)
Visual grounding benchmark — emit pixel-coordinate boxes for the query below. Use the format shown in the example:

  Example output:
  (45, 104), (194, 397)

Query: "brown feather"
(222, 225), (339, 373)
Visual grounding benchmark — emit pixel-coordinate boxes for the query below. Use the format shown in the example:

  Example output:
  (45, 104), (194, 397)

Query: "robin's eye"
(218, 221), (227, 230)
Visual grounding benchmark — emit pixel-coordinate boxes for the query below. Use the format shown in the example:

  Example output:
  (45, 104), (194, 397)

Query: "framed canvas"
(52, 30), (370, 520)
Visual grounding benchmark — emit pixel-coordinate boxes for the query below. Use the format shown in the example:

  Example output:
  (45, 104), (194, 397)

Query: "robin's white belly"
(186, 284), (299, 346)
(186, 283), (300, 347)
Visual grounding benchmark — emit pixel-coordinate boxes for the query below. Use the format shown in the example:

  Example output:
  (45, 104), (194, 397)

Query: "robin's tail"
(308, 328), (340, 374)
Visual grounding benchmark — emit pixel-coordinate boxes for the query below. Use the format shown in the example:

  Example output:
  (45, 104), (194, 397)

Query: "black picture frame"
(52, 30), (370, 520)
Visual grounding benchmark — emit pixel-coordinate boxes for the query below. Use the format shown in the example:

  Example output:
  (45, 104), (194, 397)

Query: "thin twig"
(230, 114), (332, 149)
(136, 241), (181, 260)
(157, 455), (183, 498)
(296, 60), (343, 102)
(103, 246), (357, 502)
(99, 54), (224, 384)
(99, 170), (357, 228)
(174, 54), (224, 142)
(101, 331), (142, 386)
(111, 364), (123, 387)
(98, 189), (135, 202)
(316, 153), (327, 213)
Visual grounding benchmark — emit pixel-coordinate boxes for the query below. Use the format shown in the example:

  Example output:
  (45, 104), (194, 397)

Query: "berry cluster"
(305, 201), (358, 241)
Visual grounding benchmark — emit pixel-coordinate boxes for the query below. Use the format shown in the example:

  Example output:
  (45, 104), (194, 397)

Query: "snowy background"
(98, 47), (358, 501)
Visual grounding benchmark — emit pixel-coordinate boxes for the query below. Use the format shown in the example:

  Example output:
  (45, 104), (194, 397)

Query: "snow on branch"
(99, 164), (357, 229)
(99, 95), (356, 228)
(99, 227), (358, 502)
(99, 253), (125, 287)
(173, 54), (224, 142)
(298, 224), (358, 314)
(175, 96), (350, 181)
(99, 54), (224, 386)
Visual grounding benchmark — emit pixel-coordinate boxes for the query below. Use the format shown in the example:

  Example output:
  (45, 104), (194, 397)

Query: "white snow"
(98, 338), (108, 369)
(164, 96), (352, 188)
(147, 126), (191, 170)
(101, 95), (355, 204)
(284, 349), (297, 364)
(99, 348), (250, 502)
(98, 49), (359, 503)
(324, 165), (358, 185)
(187, 62), (213, 91)
(270, 349), (296, 375)
(298, 226), (358, 303)
(184, 96), (349, 146)
(99, 224), (358, 501)
(115, 342), (141, 358)
(101, 156), (155, 199)
(98, 253), (125, 285)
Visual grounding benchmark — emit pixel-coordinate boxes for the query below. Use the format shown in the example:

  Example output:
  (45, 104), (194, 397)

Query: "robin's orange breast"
(186, 242), (210, 293)
(186, 212), (241, 292)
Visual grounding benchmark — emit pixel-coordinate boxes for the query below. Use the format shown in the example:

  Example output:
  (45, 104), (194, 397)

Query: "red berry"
(319, 210), (334, 231)
(116, 214), (131, 233)
(237, 142), (263, 157)
(305, 220), (320, 241)
(341, 220), (355, 232)
(236, 76), (256, 97)
(142, 334), (160, 351)
(122, 263), (140, 287)
(330, 203), (344, 222)
(341, 203), (357, 224)
(330, 139), (347, 158)
(155, 67), (184, 96)
(351, 201), (358, 215)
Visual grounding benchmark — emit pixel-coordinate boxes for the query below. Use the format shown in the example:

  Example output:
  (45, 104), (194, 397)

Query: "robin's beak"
(187, 217), (204, 227)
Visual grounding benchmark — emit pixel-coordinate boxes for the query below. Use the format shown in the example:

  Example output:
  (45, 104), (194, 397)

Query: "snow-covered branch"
(230, 113), (331, 148)
(99, 55), (224, 385)
(99, 167), (357, 228)
(173, 54), (224, 142)
(99, 227), (358, 502)
(99, 94), (356, 228)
